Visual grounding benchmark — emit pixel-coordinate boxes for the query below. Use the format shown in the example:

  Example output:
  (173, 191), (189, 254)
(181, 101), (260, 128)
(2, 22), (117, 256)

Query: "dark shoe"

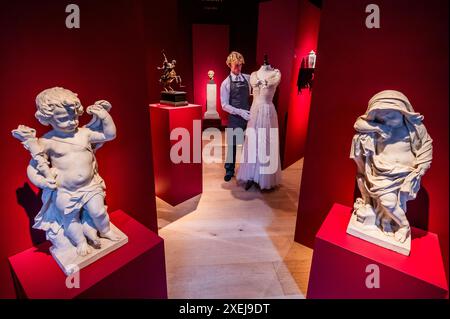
(244, 180), (254, 191)
(224, 171), (234, 182)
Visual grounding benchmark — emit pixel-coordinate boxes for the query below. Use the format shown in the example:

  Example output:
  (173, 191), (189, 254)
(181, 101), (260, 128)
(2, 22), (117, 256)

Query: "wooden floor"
(156, 131), (313, 298)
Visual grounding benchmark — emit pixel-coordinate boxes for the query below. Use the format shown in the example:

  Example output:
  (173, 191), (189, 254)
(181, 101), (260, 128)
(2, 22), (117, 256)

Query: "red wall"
(257, 0), (299, 167)
(0, 0), (157, 298)
(295, 0), (449, 282)
(283, 0), (321, 169)
(142, 0), (194, 104)
(192, 24), (230, 126)
(257, 0), (321, 169)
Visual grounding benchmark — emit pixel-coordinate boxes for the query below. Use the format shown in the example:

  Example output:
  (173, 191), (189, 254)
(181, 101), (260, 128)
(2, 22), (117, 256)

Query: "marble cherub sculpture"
(349, 90), (433, 249)
(12, 87), (120, 259)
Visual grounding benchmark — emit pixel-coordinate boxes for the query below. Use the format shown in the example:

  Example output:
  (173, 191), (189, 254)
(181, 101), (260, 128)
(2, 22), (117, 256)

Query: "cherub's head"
(373, 109), (404, 128)
(226, 51), (245, 75)
(35, 87), (83, 133)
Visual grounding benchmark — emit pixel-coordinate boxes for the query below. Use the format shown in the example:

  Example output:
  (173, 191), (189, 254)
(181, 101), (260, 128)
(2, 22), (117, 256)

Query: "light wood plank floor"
(156, 131), (313, 298)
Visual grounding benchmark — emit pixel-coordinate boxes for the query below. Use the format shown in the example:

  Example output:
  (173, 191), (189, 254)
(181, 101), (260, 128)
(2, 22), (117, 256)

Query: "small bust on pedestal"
(204, 69), (220, 120)
(208, 70), (215, 84)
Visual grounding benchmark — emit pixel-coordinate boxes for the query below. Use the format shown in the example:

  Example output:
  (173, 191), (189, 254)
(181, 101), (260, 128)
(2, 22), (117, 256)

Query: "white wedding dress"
(237, 68), (282, 189)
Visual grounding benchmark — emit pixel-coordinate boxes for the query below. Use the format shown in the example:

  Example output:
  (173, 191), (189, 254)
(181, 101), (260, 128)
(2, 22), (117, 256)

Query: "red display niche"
(256, 0), (321, 169)
(283, 0), (321, 169)
(141, 0), (194, 105)
(192, 24), (230, 127)
(0, 0), (157, 298)
(294, 0), (449, 285)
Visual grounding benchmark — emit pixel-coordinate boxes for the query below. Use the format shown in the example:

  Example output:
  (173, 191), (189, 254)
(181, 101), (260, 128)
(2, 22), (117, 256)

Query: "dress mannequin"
(255, 54), (276, 88)
(237, 57), (282, 190)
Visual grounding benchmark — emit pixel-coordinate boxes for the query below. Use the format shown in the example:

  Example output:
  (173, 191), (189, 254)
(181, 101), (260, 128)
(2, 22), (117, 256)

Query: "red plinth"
(149, 103), (203, 206)
(307, 203), (448, 299)
(8, 210), (168, 299)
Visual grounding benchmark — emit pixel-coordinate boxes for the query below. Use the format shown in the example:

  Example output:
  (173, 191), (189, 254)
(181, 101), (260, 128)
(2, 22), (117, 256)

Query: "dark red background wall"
(283, 0), (321, 169)
(142, 0), (194, 104)
(257, 0), (298, 168)
(192, 24), (230, 125)
(0, 0), (157, 298)
(294, 0), (449, 282)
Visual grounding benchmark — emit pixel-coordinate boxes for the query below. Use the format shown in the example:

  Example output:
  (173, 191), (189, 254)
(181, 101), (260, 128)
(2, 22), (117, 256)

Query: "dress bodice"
(250, 69), (281, 104)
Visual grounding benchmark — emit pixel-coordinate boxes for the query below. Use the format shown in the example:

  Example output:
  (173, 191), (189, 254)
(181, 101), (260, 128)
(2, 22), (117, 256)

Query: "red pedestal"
(149, 103), (203, 206)
(307, 203), (448, 299)
(8, 210), (168, 299)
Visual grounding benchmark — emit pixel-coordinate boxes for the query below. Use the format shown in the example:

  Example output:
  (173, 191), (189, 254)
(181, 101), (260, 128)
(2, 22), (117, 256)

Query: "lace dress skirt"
(236, 100), (281, 189)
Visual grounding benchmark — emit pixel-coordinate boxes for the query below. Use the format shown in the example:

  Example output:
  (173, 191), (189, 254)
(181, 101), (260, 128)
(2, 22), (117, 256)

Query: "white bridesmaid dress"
(237, 68), (282, 190)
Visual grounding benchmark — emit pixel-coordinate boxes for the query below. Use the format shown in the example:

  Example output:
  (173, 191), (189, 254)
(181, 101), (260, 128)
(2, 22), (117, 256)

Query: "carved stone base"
(204, 83), (220, 119)
(50, 223), (128, 275)
(346, 212), (411, 256)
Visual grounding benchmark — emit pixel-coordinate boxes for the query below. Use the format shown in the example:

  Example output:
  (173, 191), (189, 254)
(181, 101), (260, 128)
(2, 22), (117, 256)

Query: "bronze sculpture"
(158, 51), (183, 92)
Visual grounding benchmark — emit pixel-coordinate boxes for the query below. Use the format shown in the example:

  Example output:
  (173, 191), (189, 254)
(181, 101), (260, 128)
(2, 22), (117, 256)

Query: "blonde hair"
(226, 51), (245, 67)
(35, 87), (83, 126)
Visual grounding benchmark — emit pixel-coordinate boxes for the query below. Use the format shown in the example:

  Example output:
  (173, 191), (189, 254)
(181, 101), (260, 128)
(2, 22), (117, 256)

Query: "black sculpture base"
(203, 118), (223, 130)
(160, 91), (188, 106)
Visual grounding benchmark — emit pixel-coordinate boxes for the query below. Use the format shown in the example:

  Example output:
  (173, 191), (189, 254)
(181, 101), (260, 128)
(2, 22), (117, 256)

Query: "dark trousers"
(224, 128), (245, 174)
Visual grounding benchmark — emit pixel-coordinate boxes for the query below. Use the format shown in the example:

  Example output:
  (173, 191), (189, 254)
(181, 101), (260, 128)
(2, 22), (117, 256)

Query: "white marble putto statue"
(347, 90), (433, 255)
(237, 64), (282, 190)
(12, 87), (127, 274)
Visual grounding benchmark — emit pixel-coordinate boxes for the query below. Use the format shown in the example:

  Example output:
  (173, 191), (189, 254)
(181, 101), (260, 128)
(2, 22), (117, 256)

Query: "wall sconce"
(297, 50), (316, 93)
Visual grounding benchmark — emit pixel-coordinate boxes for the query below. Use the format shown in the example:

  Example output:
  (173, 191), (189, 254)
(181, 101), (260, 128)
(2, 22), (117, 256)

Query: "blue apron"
(227, 74), (250, 129)
(225, 74), (250, 173)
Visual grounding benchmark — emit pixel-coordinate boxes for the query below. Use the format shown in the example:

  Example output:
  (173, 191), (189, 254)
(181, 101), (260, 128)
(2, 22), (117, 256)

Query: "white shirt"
(220, 72), (251, 115)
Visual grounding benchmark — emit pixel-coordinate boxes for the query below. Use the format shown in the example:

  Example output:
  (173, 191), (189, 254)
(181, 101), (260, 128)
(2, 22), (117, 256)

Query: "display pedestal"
(203, 83), (222, 129)
(149, 103), (203, 206)
(204, 83), (220, 119)
(8, 210), (168, 299)
(307, 203), (448, 299)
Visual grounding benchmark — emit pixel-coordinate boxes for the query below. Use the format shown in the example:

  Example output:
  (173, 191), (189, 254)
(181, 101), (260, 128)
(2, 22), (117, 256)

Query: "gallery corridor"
(156, 131), (312, 298)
